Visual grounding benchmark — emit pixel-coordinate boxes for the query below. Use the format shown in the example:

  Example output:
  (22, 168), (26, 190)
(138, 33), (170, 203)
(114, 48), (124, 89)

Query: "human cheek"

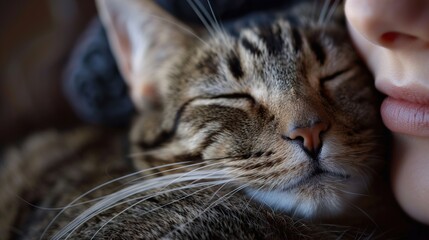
(345, 0), (429, 47)
(391, 134), (429, 225)
(345, 0), (429, 82)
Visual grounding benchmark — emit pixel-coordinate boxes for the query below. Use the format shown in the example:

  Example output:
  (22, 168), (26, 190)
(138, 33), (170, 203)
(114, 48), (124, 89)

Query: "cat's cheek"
(202, 140), (234, 159)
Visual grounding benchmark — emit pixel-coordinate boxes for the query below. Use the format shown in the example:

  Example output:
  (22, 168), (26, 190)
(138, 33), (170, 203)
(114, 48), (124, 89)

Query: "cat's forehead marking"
(240, 37), (263, 56)
(239, 29), (266, 56)
(257, 22), (285, 55)
(225, 51), (244, 80)
(190, 16), (340, 103)
(308, 38), (326, 65)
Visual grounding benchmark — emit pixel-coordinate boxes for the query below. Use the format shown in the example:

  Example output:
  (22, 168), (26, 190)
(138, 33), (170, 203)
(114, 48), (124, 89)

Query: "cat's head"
(98, 0), (386, 219)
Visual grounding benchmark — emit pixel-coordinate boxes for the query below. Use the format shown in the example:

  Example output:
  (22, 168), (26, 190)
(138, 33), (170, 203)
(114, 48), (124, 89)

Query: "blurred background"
(0, 0), (97, 145)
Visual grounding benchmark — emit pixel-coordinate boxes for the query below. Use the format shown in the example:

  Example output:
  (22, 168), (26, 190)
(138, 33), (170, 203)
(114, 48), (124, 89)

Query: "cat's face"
(99, 1), (385, 219)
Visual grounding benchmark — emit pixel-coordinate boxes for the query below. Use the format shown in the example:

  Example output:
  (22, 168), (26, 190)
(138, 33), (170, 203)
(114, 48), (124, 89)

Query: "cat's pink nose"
(285, 122), (329, 157)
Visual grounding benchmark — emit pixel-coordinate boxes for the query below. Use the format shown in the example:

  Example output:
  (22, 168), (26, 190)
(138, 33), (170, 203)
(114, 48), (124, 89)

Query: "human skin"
(345, 0), (429, 224)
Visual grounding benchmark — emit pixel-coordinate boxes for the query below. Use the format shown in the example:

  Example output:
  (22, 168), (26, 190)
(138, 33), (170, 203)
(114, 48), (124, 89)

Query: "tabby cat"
(0, 0), (409, 239)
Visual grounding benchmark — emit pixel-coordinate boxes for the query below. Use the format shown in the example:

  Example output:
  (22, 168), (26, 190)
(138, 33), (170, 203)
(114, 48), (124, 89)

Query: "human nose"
(345, 0), (429, 49)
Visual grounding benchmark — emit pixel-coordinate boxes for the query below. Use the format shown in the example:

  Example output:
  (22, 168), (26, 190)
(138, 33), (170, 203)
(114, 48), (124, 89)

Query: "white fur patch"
(245, 184), (344, 219)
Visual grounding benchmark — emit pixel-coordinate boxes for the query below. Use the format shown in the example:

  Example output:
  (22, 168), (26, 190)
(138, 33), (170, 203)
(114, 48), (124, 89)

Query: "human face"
(345, 0), (429, 224)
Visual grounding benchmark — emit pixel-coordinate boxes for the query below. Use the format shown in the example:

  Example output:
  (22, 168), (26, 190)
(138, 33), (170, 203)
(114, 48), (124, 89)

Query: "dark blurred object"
(156, 0), (287, 23)
(0, 0), (97, 145)
(64, 19), (134, 126)
(408, 222), (429, 240)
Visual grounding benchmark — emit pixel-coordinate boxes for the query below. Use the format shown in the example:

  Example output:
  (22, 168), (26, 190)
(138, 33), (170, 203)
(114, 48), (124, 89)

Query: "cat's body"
(0, 128), (403, 239)
(1, 0), (410, 239)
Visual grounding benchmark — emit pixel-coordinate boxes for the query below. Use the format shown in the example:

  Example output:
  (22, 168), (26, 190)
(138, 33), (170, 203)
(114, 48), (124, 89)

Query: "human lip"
(377, 81), (429, 136)
(376, 82), (429, 105)
(381, 97), (429, 136)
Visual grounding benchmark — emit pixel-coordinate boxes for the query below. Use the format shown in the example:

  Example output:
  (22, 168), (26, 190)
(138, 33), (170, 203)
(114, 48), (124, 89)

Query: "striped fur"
(1, 1), (410, 239)
(129, 0), (385, 219)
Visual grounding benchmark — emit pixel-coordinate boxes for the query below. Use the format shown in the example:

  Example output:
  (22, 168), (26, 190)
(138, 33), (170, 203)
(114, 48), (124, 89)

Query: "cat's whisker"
(356, 161), (380, 175)
(127, 153), (256, 185)
(146, 13), (209, 47)
(192, 0), (228, 43)
(351, 169), (374, 188)
(89, 179), (232, 240)
(323, 0), (341, 26)
(367, 228), (397, 240)
(330, 228), (349, 240)
(40, 161), (189, 239)
(88, 168), (242, 238)
(40, 160), (204, 239)
(329, 184), (371, 197)
(186, 0), (217, 39)
(107, 174), (230, 209)
(345, 200), (379, 229)
(193, 0), (219, 32)
(165, 182), (251, 236)
(17, 195), (107, 211)
(203, 182), (250, 212)
(162, 161), (227, 187)
(205, 169), (246, 202)
(53, 170), (231, 240)
(91, 171), (246, 239)
(203, 0), (229, 44)
(311, 0), (318, 22)
(187, 0), (231, 48)
(350, 168), (371, 192)
(123, 160), (211, 185)
(129, 149), (249, 161)
(110, 180), (230, 210)
(205, 180), (230, 202)
(318, 0), (331, 26)
(242, 177), (269, 211)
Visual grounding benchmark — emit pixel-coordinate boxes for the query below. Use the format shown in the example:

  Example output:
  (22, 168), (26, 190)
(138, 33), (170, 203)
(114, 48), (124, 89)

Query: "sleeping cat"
(0, 0), (409, 239)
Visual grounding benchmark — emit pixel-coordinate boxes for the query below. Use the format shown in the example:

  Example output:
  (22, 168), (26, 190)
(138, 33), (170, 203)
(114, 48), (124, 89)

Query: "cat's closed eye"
(320, 68), (351, 84)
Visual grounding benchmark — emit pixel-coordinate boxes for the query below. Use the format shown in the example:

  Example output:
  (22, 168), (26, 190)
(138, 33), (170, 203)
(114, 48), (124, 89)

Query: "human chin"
(391, 134), (429, 225)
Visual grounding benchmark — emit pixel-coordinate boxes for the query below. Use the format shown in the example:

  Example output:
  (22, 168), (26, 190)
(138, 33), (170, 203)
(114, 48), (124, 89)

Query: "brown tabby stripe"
(258, 24), (284, 55)
(138, 130), (174, 149)
(196, 53), (218, 75)
(290, 27), (302, 53)
(199, 131), (221, 150)
(226, 52), (244, 79)
(309, 39), (326, 64)
(240, 37), (262, 56)
(174, 153), (203, 162)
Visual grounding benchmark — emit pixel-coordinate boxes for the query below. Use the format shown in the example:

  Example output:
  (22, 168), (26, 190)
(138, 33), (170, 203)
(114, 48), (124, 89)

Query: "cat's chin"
(245, 181), (354, 219)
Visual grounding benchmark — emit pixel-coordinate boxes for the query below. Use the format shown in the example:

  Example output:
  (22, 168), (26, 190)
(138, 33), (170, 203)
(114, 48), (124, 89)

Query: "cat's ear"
(96, 0), (194, 111)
